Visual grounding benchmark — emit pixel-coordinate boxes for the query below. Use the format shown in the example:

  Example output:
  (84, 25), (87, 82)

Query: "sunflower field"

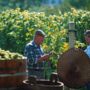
(0, 8), (90, 68)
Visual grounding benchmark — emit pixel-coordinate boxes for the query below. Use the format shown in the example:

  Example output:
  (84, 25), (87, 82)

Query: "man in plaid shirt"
(24, 29), (52, 79)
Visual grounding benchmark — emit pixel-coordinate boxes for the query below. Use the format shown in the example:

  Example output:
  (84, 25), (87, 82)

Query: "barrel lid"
(57, 48), (90, 88)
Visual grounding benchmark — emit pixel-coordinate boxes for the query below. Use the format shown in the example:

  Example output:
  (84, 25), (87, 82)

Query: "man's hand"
(42, 54), (51, 60)
(38, 53), (52, 62)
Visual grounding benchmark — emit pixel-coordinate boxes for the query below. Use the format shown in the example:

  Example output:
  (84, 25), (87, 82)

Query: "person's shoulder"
(26, 41), (33, 47)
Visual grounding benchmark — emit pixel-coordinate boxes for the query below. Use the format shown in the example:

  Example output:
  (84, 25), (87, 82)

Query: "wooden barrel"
(57, 48), (90, 88)
(21, 74), (64, 90)
(21, 79), (64, 90)
(0, 59), (27, 88)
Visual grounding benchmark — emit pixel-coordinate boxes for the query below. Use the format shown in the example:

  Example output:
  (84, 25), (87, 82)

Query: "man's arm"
(24, 45), (35, 64)
(37, 52), (53, 62)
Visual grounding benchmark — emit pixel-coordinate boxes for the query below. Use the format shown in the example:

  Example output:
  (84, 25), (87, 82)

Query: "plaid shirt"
(24, 41), (44, 69)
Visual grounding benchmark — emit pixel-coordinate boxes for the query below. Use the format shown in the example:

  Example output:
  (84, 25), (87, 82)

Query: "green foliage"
(0, 0), (43, 11)
(66, 8), (90, 42)
(66, 0), (90, 10)
(0, 8), (90, 68)
(0, 8), (67, 54)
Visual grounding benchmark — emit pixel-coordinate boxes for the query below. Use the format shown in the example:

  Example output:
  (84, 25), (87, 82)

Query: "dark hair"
(84, 30), (90, 36)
